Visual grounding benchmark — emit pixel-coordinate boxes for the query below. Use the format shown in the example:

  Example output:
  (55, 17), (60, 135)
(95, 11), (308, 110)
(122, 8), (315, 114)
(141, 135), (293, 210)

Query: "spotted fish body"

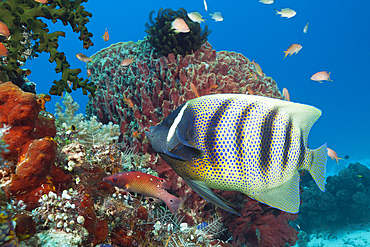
(103, 171), (181, 214)
(146, 94), (327, 214)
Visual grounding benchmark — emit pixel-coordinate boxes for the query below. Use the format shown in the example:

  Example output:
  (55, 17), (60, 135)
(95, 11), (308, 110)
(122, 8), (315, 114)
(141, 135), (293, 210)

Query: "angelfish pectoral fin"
(163, 149), (186, 161)
(183, 178), (241, 216)
(175, 129), (203, 159)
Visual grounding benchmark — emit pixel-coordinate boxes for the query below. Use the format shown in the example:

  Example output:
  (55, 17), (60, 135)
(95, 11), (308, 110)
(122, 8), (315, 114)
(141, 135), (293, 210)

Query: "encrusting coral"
(145, 8), (211, 57)
(0, 0), (96, 96)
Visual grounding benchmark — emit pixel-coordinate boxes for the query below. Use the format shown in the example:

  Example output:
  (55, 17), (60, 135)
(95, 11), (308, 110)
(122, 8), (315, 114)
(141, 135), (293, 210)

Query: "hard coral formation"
(298, 162), (370, 233)
(145, 8), (211, 57)
(86, 38), (288, 245)
(0, 0), (96, 96)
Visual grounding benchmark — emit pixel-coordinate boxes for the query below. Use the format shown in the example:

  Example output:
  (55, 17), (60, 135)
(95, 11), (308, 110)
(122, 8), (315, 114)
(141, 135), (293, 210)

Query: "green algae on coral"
(145, 8), (211, 57)
(0, 0), (96, 96)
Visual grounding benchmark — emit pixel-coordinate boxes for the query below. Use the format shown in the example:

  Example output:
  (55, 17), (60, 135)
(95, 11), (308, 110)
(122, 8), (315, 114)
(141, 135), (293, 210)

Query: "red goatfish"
(102, 28), (109, 41)
(103, 171), (181, 214)
(171, 18), (190, 33)
(283, 44), (302, 59)
(0, 21), (10, 37)
(311, 71), (332, 83)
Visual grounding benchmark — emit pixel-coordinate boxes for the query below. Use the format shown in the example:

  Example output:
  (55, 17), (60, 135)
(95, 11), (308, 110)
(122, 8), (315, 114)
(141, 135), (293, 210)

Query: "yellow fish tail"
(307, 143), (327, 192)
(283, 51), (288, 59)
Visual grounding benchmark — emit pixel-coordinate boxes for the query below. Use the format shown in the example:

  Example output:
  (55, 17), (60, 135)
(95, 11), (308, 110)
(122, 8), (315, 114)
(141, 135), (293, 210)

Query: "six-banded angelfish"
(146, 94), (327, 215)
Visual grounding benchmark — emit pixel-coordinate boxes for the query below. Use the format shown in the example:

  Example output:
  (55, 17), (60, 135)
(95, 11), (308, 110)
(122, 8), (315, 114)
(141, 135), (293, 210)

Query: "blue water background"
(25, 0), (370, 175)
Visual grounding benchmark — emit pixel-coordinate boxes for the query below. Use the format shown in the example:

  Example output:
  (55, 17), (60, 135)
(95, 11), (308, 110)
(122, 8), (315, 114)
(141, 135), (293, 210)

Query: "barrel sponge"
(0, 0), (96, 96)
(145, 8), (211, 57)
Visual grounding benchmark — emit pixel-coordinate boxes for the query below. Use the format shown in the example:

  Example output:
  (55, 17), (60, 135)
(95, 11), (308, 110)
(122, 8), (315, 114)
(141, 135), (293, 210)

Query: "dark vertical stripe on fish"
(205, 99), (232, 161)
(282, 119), (293, 172)
(236, 103), (255, 165)
(297, 134), (306, 166)
(259, 108), (279, 176)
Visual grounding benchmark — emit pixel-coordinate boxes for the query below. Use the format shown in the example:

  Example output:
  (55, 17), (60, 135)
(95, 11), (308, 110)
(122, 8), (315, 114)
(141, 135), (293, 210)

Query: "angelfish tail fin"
(308, 143), (327, 192)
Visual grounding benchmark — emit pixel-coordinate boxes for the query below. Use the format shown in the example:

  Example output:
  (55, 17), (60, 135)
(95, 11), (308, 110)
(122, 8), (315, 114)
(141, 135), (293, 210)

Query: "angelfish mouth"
(145, 126), (155, 138)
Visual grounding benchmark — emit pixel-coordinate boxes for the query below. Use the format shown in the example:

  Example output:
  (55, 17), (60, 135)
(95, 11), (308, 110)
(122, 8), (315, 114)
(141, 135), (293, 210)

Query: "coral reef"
(0, 82), (67, 211)
(145, 8), (211, 57)
(86, 38), (293, 246)
(0, 124), (10, 168)
(54, 94), (120, 149)
(0, 0), (96, 96)
(86, 39), (282, 156)
(297, 162), (370, 233)
(0, 210), (20, 247)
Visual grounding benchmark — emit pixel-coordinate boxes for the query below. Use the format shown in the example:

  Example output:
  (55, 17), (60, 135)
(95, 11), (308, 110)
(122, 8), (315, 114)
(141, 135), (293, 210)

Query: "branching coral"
(55, 94), (120, 149)
(145, 8), (211, 57)
(0, 0), (96, 96)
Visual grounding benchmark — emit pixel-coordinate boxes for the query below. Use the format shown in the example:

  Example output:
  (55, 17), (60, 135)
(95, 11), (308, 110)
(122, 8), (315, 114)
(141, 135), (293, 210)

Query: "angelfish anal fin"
(250, 171), (300, 213)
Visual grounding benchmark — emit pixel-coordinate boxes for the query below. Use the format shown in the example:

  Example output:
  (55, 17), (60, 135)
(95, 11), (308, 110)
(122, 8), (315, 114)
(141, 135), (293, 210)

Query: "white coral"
(55, 94), (120, 149)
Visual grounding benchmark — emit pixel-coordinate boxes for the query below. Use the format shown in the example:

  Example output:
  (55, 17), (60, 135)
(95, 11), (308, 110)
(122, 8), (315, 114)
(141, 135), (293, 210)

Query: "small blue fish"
(146, 94), (327, 214)
(197, 222), (209, 230)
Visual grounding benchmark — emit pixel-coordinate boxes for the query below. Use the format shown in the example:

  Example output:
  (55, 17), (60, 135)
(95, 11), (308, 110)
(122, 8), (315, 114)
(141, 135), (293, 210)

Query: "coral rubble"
(0, 0), (96, 96)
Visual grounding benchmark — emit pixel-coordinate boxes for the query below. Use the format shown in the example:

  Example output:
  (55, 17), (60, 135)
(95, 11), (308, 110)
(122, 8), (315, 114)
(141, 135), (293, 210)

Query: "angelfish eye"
(112, 177), (117, 183)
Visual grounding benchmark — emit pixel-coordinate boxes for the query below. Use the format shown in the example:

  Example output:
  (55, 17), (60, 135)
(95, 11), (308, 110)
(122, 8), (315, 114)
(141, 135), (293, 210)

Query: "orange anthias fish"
(171, 18), (190, 33)
(283, 44), (302, 59)
(0, 21), (10, 37)
(103, 171), (181, 214)
(210, 84), (218, 89)
(102, 28), (109, 41)
(282, 87), (290, 101)
(190, 82), (200, 98)
(34, 0), (48, 3)
(121, 58), (134, 66)
(76, 53), (92, 63)
(123, 94), (133, 108)
(311, 71), (332, 83)
(0, 43), (8, 57)
(327, 147), (342, 165)
(251, 59), (264, 77)
(133, 131), (140, 138)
